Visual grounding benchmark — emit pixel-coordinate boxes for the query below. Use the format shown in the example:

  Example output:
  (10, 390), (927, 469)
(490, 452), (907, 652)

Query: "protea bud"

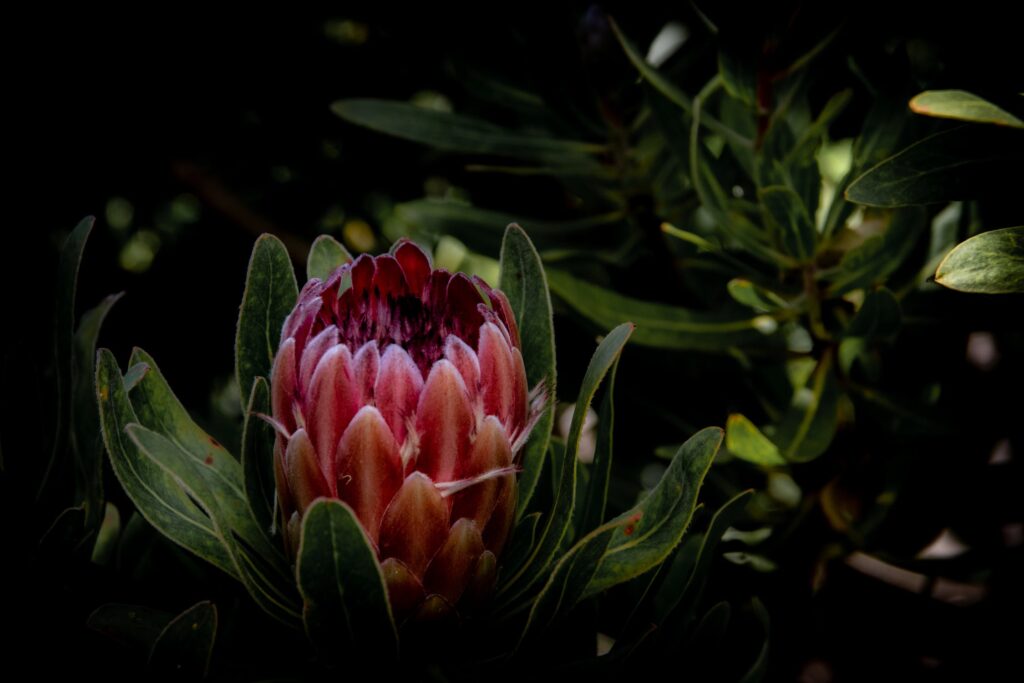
(270, 240), (539, 618)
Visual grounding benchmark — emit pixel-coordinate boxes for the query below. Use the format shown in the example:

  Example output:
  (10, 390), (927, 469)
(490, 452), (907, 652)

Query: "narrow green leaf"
(726, 415), (786, 467)
(656, 491), (753, 625)
(123, 423), (273, 567)
(845, 126), (1021, 207)
(332, 98), (605, 163)
(786, 89), (853, 166)
(727, 279), (790, 312)
(582, 426), (724, 600)
(759, 185), (817, 261)
(719, 48), (756, 106)
(297, 499), (397, 660)
(844, 288), (902, 339)
(935, 226), (1024, 294)
(773, 352), (839, 463)
(241, 377), (276, 534)
(97, 349), (237, 577)
(306, 234), (352, 281)
(124, 422), (300, 626)
(910, 90), (1024, 129)
(546, 269), (779, 351)
(499, 225), (556, 520)
(826, 208), (926, 296)
(148, 601), (218, 679)
(129, 349), (241, 476)
(578, 363), (617, 535)
(609, 19), (752, 150)
(90, 502), (122, 566)
(235, 234), (298, 411)
(520, 517), (626, 643)
(497, 324), (634, 610)
(501, 512), (542, 579)
(41, 216), (95, 498)
(385, 199), (625, 255)
(72, 292), (123, 529)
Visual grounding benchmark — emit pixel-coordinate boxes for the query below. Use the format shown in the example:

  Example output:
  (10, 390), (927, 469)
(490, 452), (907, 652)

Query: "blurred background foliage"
(5, 3), (1023, 680)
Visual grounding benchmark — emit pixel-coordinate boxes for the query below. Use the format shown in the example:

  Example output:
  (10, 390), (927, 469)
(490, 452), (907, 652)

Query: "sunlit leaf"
(306, 234), (352, 281)
(726, 415), (785, 467)
(910, 90), (1023, 129)
(935, 226), (1024, 294)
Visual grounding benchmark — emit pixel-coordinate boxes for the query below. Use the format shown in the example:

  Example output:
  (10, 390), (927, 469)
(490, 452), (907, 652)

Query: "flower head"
(270, 240), (538, 617)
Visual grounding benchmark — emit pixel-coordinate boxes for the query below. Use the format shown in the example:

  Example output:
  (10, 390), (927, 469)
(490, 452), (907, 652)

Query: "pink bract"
(270, 239), (539, 618)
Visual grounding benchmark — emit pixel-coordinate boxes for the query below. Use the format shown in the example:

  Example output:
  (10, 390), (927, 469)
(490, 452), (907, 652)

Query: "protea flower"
(270, 240), (539, 618)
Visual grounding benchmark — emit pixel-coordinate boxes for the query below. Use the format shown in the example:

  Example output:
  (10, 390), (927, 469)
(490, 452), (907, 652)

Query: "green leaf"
(582, 426), (724, 600)
(385, 199), (625, 255)
(241, 377), (276, 534)
(497, 323), (633, 610)
(727, 279), (790, 313)
(845, 126), (1022, 207)
(910, 90), (1024, 129)
(123, 362), (150, 391)
(546, 269), (779, 351)
(502, 512), (542, 579)
(773, 352), (839, 462)
(520, 517), (625, 643)
(578, 363), (617, 535)
(844, 288), (902, 340)
(148, 601), (218, 679)
(41, 216), (94, 498)
(726, 415), (786, 467)
(499, 225), (556, 520)
(826, 208), (926, 296)
(332, 98), (605, 165)
(759, 185), (817, 261)
(935, 226), (1024, 294)
(656, 491), (753, 625)
(109, 347), (299, 624)
(90, 502), (122, 566)
(235, 234), (298, 411)
(719, 48), (756, 106)
(609, 19), (751, 150)
(97, 349), (237, 578)
(297, 499), (397, 660)
(306, 234), (352, 281)
(72, 292), (123, 529)
(124, 421), (300, 626)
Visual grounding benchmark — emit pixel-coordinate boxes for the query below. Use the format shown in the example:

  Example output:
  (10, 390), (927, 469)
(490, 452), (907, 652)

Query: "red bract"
(270, 240), (538, 618)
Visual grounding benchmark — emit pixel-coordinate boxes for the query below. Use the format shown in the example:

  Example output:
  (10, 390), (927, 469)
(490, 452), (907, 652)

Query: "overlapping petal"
(271, 239), (536, 618)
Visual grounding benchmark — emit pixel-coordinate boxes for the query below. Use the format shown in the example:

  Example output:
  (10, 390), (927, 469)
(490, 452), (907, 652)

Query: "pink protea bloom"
(270, 239), (540, 618)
